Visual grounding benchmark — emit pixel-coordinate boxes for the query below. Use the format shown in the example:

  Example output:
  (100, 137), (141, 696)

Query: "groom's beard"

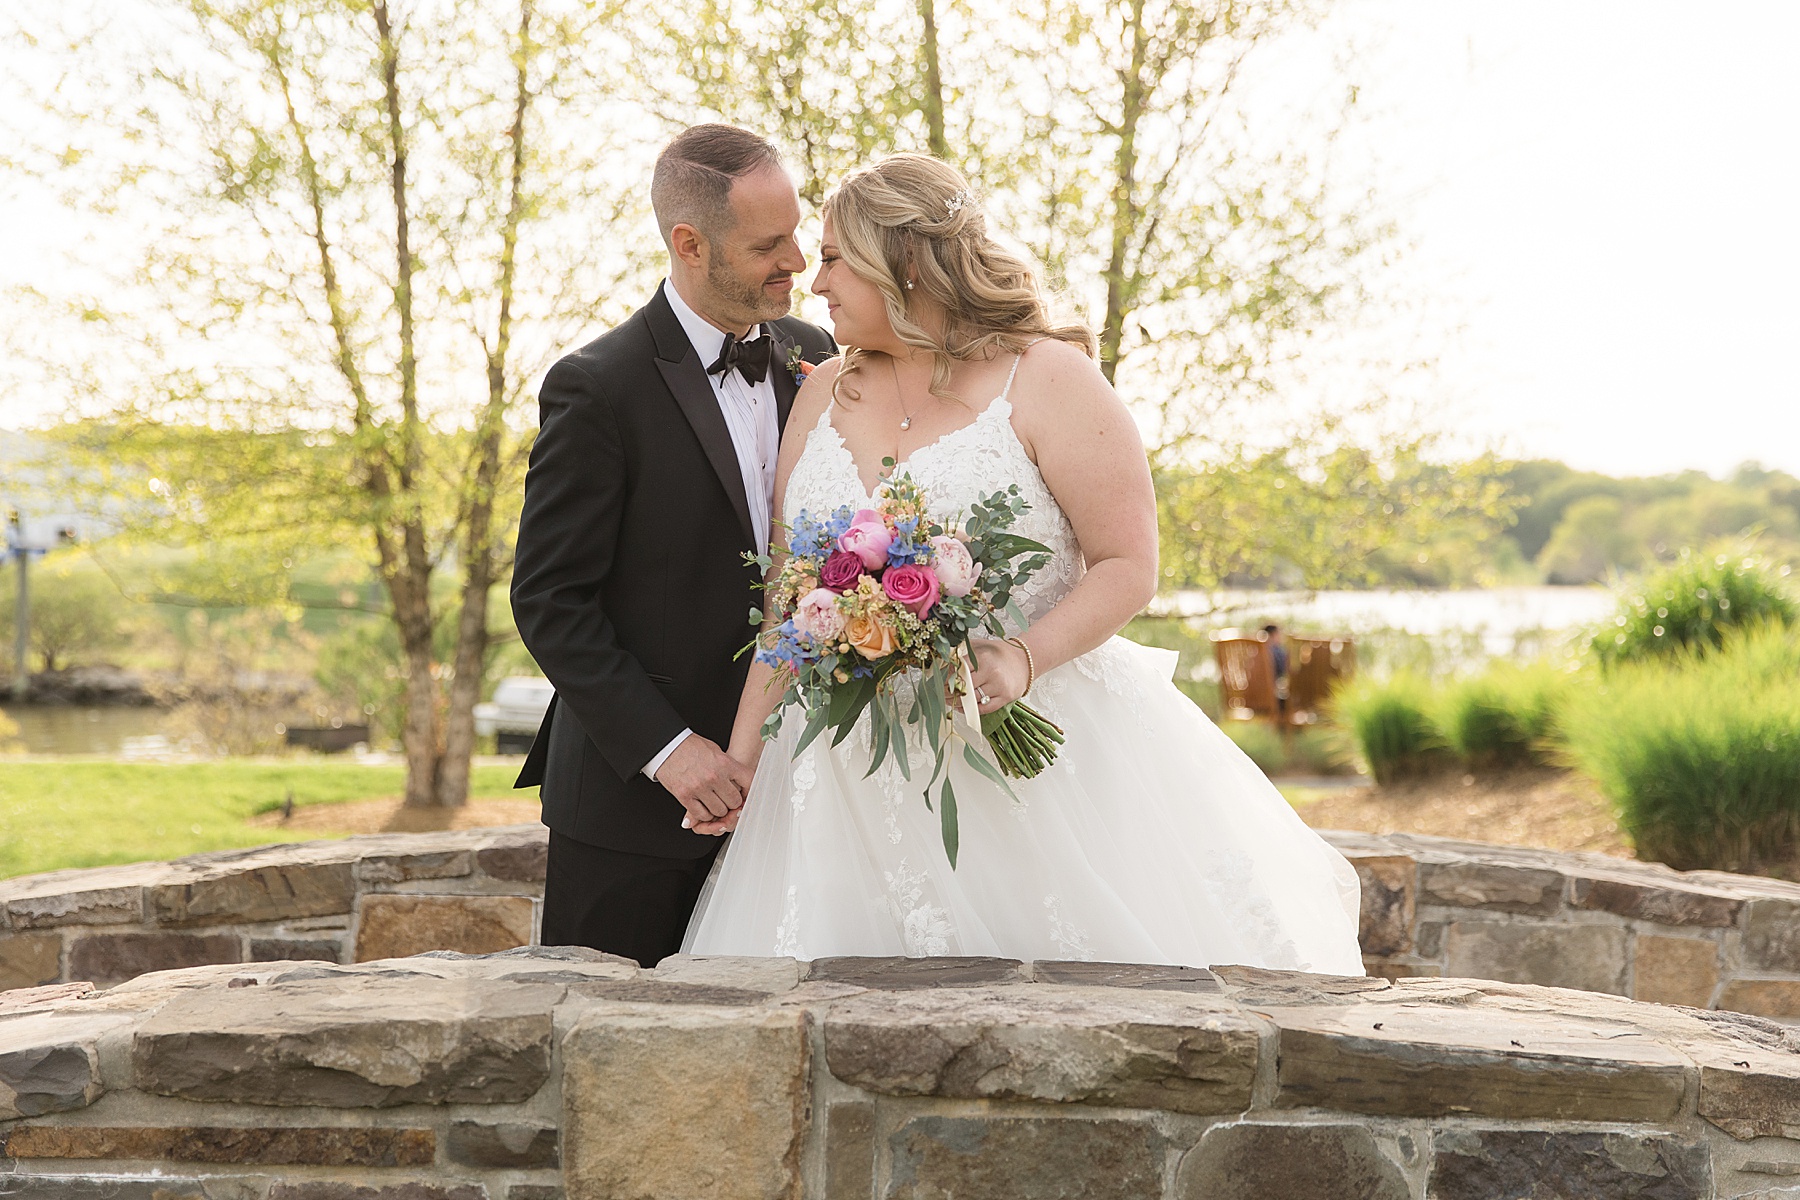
(707, 256), (793, 325)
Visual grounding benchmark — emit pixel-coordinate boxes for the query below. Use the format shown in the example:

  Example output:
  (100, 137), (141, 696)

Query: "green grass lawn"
(0, 761), (525, 881)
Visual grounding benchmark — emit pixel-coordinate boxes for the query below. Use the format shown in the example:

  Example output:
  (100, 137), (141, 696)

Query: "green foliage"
(1330, 674), (1447, 785)
(1559, 624), (1800, 872)
(1220, 722), (1352, 777)
(1436, 663), (1569, 769)
(1509, 459), (1800, 585)
(0, 554), (134, 673)
(1592, 552), (1796, 665)
(1155, 448), (1519, 591)
(0, 761), (525, 879)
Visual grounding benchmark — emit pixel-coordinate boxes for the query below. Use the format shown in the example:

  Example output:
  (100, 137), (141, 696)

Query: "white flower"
(929, 535), (978, 597)
(793, 587), (845, 642)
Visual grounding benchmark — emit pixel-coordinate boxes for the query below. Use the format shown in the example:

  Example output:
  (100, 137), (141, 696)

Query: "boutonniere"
(785, 345), (814, 387)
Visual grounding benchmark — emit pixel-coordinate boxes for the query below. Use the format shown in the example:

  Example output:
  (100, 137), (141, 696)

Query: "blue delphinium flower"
(820, 505), (855, 545)
(787, 511), (824, 559)
(885, 515), (928, 566)
(754, 619), (817, 672)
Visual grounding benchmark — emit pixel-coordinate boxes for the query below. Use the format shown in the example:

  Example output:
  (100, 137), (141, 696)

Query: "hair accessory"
(945, 189), (973, 216)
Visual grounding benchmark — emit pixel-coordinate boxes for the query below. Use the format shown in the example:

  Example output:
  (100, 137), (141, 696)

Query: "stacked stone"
(1328, 830), (1800, 1020)
(0, 827), (549, 991)
(8, 951), (1800, 1198)
(17, 824), (1800, 1029)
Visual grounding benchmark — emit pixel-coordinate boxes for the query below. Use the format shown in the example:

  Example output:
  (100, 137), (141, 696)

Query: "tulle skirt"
(685, 636), (1363, 974)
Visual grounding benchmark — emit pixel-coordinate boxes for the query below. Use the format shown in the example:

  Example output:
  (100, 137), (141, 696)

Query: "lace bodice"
(782, 365), (1083, 628)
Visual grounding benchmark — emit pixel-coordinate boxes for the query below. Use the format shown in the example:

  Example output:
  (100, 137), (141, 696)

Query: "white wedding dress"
(685, 362), (1364, 973)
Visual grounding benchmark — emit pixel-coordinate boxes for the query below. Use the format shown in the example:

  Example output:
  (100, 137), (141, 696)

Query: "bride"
(684, 153), (1363, 973)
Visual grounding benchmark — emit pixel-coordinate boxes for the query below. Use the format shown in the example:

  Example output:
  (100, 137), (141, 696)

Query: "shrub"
(1220, 721), (1357, 778)
(1438, 662), (1570, 769)
(1593, 551), (1795, 665)
(1330, 674), (1448, 784)
(1222, 720), (1286, 775)
(1560, 623), (1800, 872)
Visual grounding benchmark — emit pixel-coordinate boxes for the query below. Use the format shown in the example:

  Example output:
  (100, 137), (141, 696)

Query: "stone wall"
(0, 827), (548, 991)
(9, 824), (1800, 1025)
(1337, 830), (1800, 1021)
(7, 950), (1800, 1198)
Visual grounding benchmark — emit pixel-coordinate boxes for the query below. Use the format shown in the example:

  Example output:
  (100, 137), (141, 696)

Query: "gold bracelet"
(1006, 636), (1036, 697)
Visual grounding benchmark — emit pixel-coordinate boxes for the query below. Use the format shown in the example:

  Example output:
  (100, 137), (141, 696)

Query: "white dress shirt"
(643, 279), (784, 783)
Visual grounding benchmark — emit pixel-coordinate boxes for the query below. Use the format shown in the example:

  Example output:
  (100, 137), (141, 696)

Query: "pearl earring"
(904, 279), (915, 290)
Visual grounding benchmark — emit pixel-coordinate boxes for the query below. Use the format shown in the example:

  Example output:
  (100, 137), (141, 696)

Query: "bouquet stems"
(980, 701), (1065, 778)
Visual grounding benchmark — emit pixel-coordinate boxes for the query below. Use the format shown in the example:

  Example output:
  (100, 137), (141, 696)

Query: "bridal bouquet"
(749, 466), (1064, 865)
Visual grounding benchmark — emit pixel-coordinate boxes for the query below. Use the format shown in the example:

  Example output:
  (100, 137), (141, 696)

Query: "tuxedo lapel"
(769, 326), (799, 430)
(646, 289), (756, 548)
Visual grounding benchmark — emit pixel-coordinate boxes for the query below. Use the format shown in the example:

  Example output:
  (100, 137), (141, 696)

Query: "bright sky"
(1321, 0), (1800, 478)
(3, 1), (1796, 479)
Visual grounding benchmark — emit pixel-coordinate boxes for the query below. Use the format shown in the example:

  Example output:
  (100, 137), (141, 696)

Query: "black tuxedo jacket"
(511, 286), (835, 859)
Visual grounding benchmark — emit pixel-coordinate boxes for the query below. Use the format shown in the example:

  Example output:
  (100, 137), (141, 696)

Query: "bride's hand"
(686, 738), (762, 835)
(967, 637), (1031, 715)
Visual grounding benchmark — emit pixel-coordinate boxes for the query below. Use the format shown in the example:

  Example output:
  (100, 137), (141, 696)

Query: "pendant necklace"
(889, 356), (915, 431)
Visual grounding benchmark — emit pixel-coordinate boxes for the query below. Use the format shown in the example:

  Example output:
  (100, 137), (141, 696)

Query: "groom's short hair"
(652, 125), (784, 246)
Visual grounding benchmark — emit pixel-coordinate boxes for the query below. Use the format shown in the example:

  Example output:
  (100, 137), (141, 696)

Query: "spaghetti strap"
(997, 339), (1045, 403)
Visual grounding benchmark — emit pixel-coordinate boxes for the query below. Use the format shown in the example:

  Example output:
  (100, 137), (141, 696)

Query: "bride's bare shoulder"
(1011, 337), (1121, 424)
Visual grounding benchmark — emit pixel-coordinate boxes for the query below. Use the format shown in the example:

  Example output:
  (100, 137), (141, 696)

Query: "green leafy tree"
(0, 558), (131, 673)
(16, 0), (639, 805)
(636, 0), (1513, 590)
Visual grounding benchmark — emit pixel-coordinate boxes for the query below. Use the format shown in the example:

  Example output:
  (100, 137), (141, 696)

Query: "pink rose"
(839, 518), (893, 570)
(882, 563), (941, 618)
(793, 588), (845, 642)
(929, 535), (978, 597)
(819, 550), (865, 593)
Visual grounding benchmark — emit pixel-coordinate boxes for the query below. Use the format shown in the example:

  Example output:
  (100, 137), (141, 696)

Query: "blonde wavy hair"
(823, 154), (1094, 403)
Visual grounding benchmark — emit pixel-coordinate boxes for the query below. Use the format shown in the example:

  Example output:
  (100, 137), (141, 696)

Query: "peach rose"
(845, 611), (900, 660)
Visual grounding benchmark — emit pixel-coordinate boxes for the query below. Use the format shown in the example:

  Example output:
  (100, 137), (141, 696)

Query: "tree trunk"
(918, 0), (949, 158)
(435, 569), (491, 807)
(1100, 0), (1150, 386)
(427, 0), (532, 810)
(392, 566), (443, 807)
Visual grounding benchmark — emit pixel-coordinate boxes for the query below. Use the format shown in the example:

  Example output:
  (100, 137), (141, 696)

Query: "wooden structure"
(1285, 636), (1356, 726)
(1210, 629), (1355, 726)
(1209, 630), (1279, 722)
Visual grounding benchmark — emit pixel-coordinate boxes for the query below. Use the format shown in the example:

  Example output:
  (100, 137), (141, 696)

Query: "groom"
(511, 125), (836, 966)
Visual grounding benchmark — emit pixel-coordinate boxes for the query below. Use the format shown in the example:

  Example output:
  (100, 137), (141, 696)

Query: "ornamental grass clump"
(1560, 622), (1800, 872)
(1593, 551), (1795, 665)
(1330, 674), (1448, 785)
(1438, 662), (1570, 769)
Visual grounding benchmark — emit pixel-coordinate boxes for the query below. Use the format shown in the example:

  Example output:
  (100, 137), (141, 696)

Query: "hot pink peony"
(882, 563), (941, 618)
(929, 535), (978, 597)
(819, 550), (866, 593)
(793, 588), (846, 642)
(839, 518), (894, 570)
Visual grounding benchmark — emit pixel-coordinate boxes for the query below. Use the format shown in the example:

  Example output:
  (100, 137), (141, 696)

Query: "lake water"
(1, 705), (180, 757)
(1162, 586), (1616, 641)
(1148, 585), (1620, 676)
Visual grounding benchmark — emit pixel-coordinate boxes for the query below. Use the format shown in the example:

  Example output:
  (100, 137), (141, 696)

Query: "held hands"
(967, 637), (1032, 715)
(656, 734), (752, 836)
(683, 737), (766, 837)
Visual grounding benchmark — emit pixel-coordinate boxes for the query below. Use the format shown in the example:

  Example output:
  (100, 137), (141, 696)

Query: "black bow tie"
(708, 331), (773, 385)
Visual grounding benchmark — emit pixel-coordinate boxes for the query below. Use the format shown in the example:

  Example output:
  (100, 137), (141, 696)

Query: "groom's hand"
(657, 735), (752, 830)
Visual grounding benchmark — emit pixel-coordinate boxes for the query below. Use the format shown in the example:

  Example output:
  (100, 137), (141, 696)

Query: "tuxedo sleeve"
(511, 358), (687, 781)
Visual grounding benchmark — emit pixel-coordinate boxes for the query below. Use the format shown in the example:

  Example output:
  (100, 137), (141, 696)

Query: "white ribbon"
(955, 643), (982, 730)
